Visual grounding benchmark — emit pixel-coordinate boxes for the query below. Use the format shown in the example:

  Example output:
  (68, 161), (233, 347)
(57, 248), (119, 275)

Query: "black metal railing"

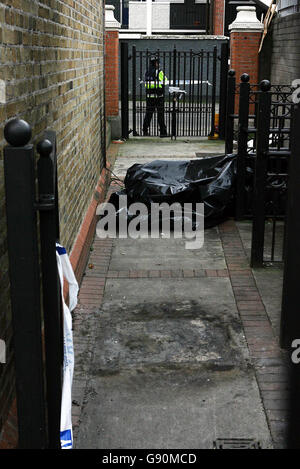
(225, 71), (294, 267)
(250, 81), (293, 267)
(4, 119), (63, 448)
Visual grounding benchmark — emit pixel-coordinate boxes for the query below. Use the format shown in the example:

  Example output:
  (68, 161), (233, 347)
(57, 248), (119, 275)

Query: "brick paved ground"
(219, 221), (290, 449)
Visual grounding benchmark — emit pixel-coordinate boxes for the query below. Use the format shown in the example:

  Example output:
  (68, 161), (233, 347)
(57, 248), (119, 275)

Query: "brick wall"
(260, 12), (300, 84)
(0, 0), (106, 443)
(213, 0), (225, 35)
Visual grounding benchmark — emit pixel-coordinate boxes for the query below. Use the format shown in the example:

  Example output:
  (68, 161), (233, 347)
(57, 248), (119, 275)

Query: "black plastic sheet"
(106, 154), (237, 230)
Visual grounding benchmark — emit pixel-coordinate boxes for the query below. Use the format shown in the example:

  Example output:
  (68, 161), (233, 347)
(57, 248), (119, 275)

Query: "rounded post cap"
(4, 118), (32, 147)
(241, 73), (250, 83)
(260, 79), (271, 92)
(228, 69), (236, 77)
(37, 139), (53, 157)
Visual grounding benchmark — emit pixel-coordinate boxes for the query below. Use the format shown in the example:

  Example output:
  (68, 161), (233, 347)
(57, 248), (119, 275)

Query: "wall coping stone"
(105, 5), (121, 31)
(229, 6), (264, 33)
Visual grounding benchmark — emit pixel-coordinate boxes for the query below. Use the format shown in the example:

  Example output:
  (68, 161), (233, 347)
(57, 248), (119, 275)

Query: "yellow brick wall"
(0, 0), (106, 434)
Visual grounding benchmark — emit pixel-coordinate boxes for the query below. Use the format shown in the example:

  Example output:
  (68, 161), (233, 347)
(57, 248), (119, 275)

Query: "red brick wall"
(230, 31), (262, 111)
(213, 0), (225, 35)
(230, 31), (262, 84)
(105, 30), (119, 117)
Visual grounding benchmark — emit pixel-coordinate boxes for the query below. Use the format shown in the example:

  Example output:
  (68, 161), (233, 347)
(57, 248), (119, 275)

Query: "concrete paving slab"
(113, 158), (193, 178)
(77, 368), (272, 449)
(116, 137), (225, 160)
(109, 235), (226, 271)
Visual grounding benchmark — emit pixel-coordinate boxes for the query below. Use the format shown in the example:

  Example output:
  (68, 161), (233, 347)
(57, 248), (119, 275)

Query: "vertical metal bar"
(236, 74), (250, 220)
(191, 53), (195, 136)
(200, 50), (204, 136)
(3, 120), (47, 449)
(156, 48), (160, 136)
(218, 42), (229, 140)
(163, 50), (169, 135)
(196, 52), (201, 136)
(121, 42), (129, 139)
(225, 70), (236, 155)
(183, 52), (187, 136)
(210, 46), (217, 137)
(37, 134), (62, 449)
(177, 51), (181, 136)
(172, 46), (177, 139)
(167, 51), (171, 136)
(250, 80), (272, 268)
(139, 51), (143, 136)
(132, 46), (137, 136)
(173, 45), (177, 86)
(205, 51), (209, 135)
(189, 49), (192, 135)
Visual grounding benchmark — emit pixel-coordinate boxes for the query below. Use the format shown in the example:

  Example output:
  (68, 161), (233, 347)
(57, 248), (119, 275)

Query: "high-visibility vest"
(145, 70), (169, 97)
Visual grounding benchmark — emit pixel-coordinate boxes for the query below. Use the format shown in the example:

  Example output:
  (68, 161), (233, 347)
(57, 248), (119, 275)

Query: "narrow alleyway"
(71, 138), (289, 449)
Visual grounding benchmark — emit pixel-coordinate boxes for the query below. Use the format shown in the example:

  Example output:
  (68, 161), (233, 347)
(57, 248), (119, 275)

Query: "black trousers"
(143, 97), (167, 135)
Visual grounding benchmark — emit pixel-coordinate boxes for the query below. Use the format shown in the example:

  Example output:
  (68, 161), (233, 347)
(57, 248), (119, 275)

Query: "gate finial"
(4, 118), (32, 147)
(260, 79), (271, 92)
(37, 139), (53, 158)
(241, 73), (250, 83)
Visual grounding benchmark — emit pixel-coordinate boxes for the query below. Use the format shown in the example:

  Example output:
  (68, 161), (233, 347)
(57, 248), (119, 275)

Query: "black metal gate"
(121, 42), (228, 139)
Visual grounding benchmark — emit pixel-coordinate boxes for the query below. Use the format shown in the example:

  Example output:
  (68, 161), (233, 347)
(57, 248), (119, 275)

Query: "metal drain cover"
(213, 438), (261, 449)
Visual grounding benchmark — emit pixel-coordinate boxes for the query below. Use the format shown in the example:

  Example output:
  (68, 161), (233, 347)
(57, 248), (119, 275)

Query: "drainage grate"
(213, 438), (261, 449)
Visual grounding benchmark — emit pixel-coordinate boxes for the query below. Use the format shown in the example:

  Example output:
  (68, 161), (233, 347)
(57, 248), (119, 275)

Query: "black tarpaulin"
(105, 154), (237, 229)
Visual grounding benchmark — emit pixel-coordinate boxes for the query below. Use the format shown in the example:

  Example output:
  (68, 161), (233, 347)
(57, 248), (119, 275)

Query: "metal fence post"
(171, 45), (177, 139)
(225, 69), (236, 155)
(36, 132), (62, 449)
(210, 46), (217, 137)
(280, 102), (300, 349)
(132, 45), (137, 136)
(218, 42), (229, 140)
(236, 73), (250, 220)
(3, 119), (47, 448)
(121, 41), (129, 139)
(250, 80), (272, 267)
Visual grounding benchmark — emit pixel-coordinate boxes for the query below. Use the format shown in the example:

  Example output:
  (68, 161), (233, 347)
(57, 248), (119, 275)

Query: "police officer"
(143, 55), (168, 137)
